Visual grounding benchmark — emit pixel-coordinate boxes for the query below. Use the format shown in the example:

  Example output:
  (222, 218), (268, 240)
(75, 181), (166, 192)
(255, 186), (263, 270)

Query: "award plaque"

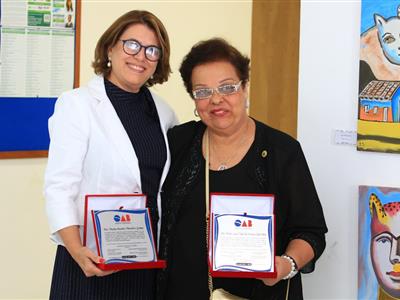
(84, 194), (166, 270)
(209, 193), (276, 278)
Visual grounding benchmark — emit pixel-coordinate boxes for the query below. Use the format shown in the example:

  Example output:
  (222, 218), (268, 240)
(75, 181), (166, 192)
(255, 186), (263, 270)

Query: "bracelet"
(281, 254), (298, 280)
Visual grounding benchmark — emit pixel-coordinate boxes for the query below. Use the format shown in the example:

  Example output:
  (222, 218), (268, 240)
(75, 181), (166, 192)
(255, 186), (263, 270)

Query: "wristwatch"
(281, 254), (298, 280)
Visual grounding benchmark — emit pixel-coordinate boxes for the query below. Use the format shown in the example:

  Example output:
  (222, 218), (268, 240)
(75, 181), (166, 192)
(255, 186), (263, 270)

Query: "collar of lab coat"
(87, 75), (142, 190)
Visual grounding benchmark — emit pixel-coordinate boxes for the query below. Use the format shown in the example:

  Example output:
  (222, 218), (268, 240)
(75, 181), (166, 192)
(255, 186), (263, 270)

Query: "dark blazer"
(157, 120), (327, 300)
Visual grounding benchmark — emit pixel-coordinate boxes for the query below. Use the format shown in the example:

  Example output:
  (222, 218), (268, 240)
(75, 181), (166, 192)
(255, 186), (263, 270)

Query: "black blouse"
(166, 141), (263, 299)
(157, 120), (327, 300)
(105, 79), (166, 231)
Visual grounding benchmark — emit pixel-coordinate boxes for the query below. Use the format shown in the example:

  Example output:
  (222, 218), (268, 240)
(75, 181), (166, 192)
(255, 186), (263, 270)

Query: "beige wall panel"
(0, 1), (252, 299)
(250, 0), (300, 138)
(80, 0), (252, 123)
(0, 158), (56, 299)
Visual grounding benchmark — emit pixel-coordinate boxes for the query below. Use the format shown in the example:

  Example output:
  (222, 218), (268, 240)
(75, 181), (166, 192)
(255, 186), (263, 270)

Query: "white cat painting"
(359, 4), (400, 82)
(375, 8), (400, 65)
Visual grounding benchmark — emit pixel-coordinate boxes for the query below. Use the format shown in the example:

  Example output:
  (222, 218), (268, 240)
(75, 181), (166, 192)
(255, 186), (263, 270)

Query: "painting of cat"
(375, 9), (400, 66)
(358, 2), (400, 153)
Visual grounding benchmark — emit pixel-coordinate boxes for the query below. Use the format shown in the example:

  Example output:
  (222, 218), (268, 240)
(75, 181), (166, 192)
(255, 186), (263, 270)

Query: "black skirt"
(50, 245), (155, 300)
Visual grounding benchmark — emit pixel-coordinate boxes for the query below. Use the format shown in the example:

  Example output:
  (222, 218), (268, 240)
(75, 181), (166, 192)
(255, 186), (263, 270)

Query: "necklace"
(212, 141), (244, 171)
(217, 163), (228, 171)
(208, 120), (252, 171)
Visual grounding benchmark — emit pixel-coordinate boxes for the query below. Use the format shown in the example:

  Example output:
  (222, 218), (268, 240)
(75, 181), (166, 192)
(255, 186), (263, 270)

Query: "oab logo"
(234, 219), (252, 227)
(113, 214), (131, 223)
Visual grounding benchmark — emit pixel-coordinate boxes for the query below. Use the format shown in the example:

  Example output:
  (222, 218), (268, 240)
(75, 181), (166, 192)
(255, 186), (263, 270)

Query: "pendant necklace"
(217, 164), (228, 171)
(209, 121), (250, 171)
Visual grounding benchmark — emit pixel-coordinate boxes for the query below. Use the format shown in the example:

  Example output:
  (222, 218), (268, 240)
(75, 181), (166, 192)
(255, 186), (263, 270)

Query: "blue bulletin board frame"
(0, 0), (81, 158)
(0, 97), (56, 152)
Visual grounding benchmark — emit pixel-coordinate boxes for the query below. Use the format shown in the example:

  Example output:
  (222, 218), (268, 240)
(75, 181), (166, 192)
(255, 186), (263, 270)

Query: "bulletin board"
(0, 0), (81, 159)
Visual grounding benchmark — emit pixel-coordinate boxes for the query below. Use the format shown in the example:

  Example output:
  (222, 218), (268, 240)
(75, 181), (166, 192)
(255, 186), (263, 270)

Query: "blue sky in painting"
(361, 1), (400, 33)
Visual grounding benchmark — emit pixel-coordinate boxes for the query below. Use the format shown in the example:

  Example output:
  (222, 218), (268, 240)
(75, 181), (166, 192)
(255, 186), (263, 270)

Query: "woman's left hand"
(260, 239), (315, 286)
(259, 255), (292, 286)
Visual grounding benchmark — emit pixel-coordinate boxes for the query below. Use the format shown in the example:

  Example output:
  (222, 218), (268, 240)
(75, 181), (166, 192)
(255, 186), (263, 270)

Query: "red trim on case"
(83, 194), (89, 246)
(97, 260), (166, 271)
(210, 270), (277, 278)
(91, 210), (101, 257)
(209, 193), (276, 278)
(84, 194), (165, 270)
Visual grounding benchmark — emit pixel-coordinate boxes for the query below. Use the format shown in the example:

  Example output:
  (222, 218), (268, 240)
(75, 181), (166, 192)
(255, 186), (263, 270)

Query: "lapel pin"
(261, 150), (268, 158)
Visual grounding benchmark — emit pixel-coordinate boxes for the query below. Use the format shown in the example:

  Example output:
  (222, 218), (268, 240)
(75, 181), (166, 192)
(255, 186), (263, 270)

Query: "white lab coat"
(44, 75), (178, 246)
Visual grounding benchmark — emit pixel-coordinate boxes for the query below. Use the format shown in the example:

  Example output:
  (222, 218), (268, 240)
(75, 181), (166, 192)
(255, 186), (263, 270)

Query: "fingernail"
(99, 258), (105, 263)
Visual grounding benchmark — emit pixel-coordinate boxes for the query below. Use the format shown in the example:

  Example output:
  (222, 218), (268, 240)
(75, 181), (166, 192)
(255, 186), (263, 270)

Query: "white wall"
(0, 1), (252, 299)
(298, 1), (400, 299)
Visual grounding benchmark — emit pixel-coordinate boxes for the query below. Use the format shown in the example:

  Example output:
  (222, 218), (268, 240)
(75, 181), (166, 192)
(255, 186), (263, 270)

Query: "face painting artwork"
(359, 186), (400, 300)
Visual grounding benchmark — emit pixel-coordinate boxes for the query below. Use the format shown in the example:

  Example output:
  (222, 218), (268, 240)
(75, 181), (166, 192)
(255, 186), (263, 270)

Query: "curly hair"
(179, 38), (250, 97)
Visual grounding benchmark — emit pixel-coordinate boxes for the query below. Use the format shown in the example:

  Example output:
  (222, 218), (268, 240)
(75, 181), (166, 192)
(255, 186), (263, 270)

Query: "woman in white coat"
(44, 10), (177, 300)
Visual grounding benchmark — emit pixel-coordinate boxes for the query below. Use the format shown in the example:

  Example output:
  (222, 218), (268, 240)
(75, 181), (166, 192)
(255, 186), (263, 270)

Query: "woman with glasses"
(157, 38), (327, 299)
(44, 10), (177, 300)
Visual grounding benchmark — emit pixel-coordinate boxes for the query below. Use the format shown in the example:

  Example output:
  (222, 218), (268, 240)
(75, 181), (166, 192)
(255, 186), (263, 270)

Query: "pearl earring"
(107, 58), (111, 68)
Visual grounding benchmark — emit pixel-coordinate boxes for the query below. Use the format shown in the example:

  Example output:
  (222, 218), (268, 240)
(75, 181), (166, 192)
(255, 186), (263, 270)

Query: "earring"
(194, 109), (199, 117)
(107, 58), (111, 68)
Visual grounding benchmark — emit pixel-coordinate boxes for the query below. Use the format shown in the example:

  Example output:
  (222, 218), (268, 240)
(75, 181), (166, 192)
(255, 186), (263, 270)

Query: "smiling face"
(107, 23), (159, 93)
(192, 61), (248, 135)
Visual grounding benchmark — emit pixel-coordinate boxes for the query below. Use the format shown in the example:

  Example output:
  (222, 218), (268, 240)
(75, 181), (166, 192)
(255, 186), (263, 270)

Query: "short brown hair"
(179, 38), (250, 97)
(92, 10), (171, 86)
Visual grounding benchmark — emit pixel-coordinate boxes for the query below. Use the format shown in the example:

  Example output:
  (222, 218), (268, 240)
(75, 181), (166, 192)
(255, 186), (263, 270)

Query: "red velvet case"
(84, 194), (166, 270)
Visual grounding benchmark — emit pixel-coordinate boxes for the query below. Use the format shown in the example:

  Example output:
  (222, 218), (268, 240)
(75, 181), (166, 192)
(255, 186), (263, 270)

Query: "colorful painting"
(358, 2), (400, 153)
(359, 186), (400, 300)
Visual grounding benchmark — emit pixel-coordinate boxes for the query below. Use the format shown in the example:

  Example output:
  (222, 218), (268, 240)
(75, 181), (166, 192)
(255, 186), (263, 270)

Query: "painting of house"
(357, 2), (400, 153)
(359, 80), (400, 122)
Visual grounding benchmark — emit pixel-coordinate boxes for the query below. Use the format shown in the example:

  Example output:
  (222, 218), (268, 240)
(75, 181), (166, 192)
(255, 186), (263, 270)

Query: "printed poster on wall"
(0, 0), (76, 97)
(358, 1), (400, 153)
(358, 186), (400, 300)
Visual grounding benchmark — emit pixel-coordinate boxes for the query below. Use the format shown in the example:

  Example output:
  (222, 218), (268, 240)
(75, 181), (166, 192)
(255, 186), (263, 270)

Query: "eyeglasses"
(192, 81), (243, 100)
(120, 39), (161, 62)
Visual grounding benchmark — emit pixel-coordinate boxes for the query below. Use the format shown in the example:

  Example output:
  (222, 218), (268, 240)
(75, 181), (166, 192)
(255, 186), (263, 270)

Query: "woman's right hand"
(58, 225), (115, 277)
(69, 245), (115, 277)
